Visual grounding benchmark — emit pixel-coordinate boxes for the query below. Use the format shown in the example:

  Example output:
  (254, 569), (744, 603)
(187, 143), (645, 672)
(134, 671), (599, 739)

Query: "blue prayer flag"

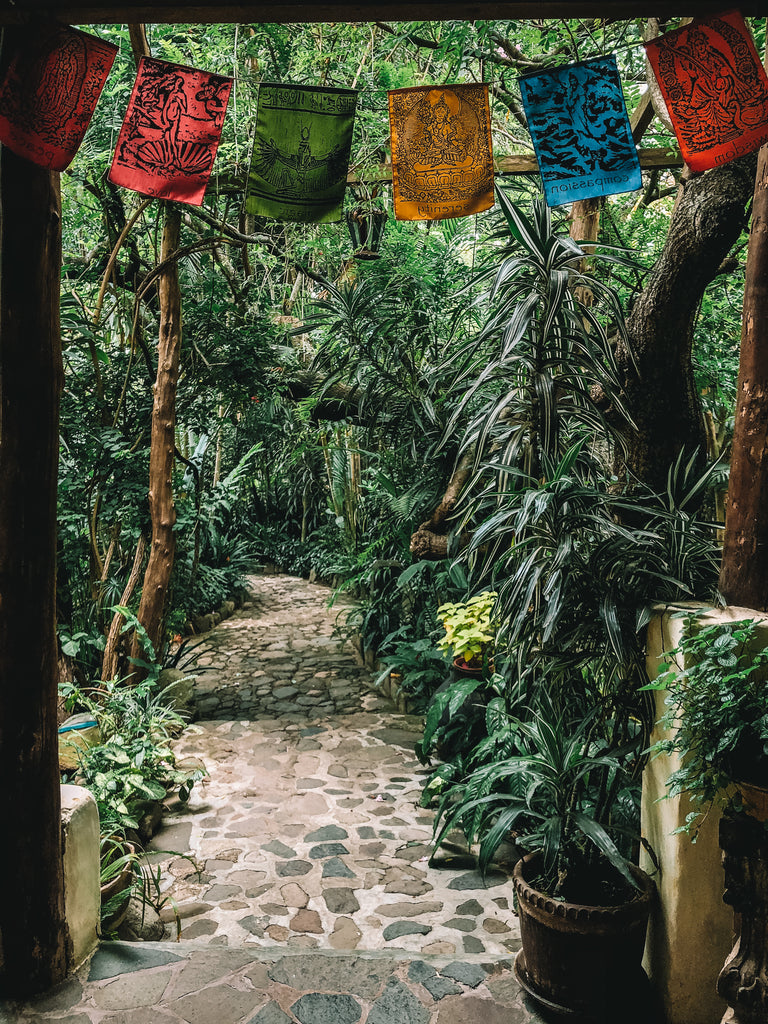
(519, 56), (641, 208)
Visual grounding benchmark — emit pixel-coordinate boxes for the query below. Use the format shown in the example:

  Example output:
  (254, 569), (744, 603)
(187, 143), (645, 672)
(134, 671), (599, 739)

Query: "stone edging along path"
(148, 573), (522, 957)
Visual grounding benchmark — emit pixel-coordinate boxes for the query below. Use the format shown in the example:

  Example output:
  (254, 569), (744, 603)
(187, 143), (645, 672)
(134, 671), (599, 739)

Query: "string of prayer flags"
(245, 83), (358, 223)
(519, 56), (641, 208)
(644, 10), (768, 172)
(109, 57), (232, 206)
(388, 84), (494, 221)
(0, 25), (117, 171)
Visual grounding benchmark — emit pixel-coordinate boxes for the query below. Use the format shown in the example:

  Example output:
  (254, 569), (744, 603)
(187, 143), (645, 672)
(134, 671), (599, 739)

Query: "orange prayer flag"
(388, 83), (494, 221)
(0, 24), (117, 172)
(644, 10), (768, 172)
(109, 57), (232, 206)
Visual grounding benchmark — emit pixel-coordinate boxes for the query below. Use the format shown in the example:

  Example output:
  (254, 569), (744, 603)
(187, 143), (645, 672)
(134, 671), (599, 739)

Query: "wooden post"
(0, 60), (68, 995)
(129, 202), (182, 669)
(570, 197), (602, 305)
(719, 35), (768, 609)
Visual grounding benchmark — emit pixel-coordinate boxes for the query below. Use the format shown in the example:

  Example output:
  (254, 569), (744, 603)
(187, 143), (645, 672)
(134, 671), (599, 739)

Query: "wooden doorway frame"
(0, 2), (764, 995)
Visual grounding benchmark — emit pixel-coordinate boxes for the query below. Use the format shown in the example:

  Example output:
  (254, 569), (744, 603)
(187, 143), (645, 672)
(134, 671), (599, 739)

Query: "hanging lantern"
(346, 199), (388, 259)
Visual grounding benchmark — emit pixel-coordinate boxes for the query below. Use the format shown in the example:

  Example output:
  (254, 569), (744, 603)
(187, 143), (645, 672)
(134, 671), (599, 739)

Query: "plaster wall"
(60, 784), (99, 969)
(642, 603), (768, 1024)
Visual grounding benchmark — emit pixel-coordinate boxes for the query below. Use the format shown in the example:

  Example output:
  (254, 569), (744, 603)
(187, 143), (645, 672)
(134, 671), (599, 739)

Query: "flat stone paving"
(0, 573), (548, 1024)
(4, 942), (542, 1023)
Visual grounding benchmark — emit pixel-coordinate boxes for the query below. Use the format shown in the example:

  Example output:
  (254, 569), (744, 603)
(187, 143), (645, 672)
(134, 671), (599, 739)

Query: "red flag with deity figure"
(644, 10), (768, 172)
(0, 24), (117, 171)
(109, 57), (232, 206)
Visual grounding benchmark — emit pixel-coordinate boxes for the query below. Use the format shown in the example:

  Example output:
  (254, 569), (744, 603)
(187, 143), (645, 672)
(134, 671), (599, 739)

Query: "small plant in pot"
(647, 614), (768, 830)
(436, 591), (497, 675)
(431, 696), (656, 1022)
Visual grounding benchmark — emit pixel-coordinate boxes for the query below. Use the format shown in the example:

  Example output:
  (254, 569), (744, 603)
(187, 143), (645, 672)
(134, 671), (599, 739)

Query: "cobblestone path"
(151, 573), (520, 957)
(3, 573), (552, 1024)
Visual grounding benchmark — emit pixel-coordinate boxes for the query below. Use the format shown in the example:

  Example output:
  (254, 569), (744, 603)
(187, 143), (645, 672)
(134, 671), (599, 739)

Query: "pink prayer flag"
(109, 56), (232, 206)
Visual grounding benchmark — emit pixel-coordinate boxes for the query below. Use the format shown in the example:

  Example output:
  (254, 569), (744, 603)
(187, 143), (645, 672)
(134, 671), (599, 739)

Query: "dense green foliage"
(647, 616), (768, 837)
(53, 17), (753, 900)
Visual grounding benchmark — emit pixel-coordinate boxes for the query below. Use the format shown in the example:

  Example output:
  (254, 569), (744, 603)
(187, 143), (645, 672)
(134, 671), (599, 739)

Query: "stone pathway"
(151, 574), (520, 956)
(0, 573), (550, 1024)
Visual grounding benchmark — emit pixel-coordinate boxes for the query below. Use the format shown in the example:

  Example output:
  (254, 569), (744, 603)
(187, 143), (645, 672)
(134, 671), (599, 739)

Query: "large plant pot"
(452, 655), (493, 678)
(737, 779), (768, 821)
(513, 852), (656, 1021)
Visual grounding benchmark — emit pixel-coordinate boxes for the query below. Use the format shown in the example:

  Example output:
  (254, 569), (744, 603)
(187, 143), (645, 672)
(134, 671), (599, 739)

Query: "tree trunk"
(130, 203), (182, 672)
(719, 137), (768, 609)
(102, 532), (147, 681)
(0, 125), (68, 990)
(615, 154), (758, 490)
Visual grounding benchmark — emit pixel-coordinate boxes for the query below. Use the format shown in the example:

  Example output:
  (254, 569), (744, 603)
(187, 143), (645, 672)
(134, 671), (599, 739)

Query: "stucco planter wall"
(60, 784), (100, 969)
(641, 602), (768, 1024)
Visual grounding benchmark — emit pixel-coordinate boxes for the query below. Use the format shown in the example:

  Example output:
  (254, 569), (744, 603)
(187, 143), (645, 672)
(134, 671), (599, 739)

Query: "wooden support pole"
(719, 34), (768, 609)
(0, 34), (68, 993)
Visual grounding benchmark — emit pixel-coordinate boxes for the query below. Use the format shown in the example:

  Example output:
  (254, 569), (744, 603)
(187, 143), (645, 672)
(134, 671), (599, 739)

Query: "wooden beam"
(630, 91), (655, 144)
(0, 1), (765, 25)
(346, 147), (682, 185)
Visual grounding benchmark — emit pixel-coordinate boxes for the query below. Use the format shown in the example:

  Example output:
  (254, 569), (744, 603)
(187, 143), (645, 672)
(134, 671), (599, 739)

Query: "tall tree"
(719, 143), (768, 609)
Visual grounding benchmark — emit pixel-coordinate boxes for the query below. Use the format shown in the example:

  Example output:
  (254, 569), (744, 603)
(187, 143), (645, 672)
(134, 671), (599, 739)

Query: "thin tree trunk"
(213, 403), (224, 486)
(0, 102), (68, 992)
(102, 532), (147, 681)
(130, 203), (182, 672)
(719, 49), (768, 608)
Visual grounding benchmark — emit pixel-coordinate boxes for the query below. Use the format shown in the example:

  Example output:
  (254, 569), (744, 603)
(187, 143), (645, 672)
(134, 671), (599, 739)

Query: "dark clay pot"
(513, 852), (656, 1021)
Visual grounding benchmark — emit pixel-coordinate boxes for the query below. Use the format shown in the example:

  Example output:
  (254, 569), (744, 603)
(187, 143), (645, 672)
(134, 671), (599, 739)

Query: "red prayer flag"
(0, 25), (117, 171)
(645, 10), (768, 172)
(109, 57), (232, 206)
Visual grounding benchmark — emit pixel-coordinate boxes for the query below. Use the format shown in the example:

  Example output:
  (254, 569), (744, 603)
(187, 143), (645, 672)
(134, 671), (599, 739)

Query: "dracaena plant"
(443, 187), (636, 483)
(431, 695), (643, 903)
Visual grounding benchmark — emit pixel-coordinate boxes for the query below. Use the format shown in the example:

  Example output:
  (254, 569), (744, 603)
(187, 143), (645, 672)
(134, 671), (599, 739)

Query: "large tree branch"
(409, 450), (473, 560)
(615, 154), (758, 489)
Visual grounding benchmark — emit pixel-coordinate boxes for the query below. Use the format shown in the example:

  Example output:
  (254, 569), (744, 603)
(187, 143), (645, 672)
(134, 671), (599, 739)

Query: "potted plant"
(99, 833), (140, 934)
(431, 696), (656, 1021)
(436, 591), (497, 675)
(60, 675), (207, 838)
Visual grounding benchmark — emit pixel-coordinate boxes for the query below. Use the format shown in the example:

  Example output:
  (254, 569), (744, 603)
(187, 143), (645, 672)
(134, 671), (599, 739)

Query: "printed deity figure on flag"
(245, 83), (358, 223)
(109, 57), (232, 206)
(0, 25), (117, 171)
(388, 83), (494, 221)
(519, 56), (641, 207)
(645, 10), (768, 171)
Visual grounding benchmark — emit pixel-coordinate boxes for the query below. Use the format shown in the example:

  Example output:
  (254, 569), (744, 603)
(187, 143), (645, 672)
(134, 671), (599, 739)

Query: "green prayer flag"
(245, 82), (358, 223)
